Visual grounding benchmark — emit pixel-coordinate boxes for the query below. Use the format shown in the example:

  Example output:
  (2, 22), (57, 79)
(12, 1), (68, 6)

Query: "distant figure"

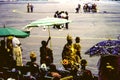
(27, 3), (34, 13)
(65, 11), (69, 29)
(40, 37), (53, 66)
(92, 3), (97, 13)
(27, 3), (30, 13)
(53, 11), (69, 29)
(53, 11), (60, 29)
(74, 37), (82, 59)
(76, 4), (81, 13)
(83, 4), (88, 12)
(30, 4), (34, 13)
(54, 11), (59, 18)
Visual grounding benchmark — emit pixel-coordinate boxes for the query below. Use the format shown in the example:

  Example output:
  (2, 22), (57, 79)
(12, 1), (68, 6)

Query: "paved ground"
(0, 1), (120, 75)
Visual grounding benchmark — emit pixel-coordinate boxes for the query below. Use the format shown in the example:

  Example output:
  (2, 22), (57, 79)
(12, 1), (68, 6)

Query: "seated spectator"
(98, 55), (120, 80)
(47, 63), (61, 80)
(26, 51), (41, 79)
(77, 59), (93, 80)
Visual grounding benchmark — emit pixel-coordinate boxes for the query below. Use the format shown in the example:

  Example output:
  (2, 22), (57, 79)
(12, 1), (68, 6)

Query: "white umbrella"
(24, 17), (72, 48)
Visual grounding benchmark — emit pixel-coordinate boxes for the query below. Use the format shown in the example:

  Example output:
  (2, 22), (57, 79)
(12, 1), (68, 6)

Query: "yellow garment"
(13, 46), (23, 66)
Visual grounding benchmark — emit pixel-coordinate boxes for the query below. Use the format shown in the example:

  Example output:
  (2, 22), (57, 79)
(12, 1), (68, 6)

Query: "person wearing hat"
(26, 51), (40, 79)
(62, 35), (80, 71)
(12, 36), (23, 67)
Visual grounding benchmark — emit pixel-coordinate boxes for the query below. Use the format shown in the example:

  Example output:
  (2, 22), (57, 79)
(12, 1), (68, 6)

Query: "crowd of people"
(0, 34), (120, 80)
(0, 35), (97, 80)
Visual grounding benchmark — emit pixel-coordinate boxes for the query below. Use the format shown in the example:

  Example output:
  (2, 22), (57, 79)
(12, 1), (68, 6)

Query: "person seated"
(46, 63), (61, 80)
(77, 59), (93, 80)
(26, 51), (41, 79)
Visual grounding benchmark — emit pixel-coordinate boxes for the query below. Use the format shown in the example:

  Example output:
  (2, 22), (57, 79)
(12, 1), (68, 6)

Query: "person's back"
(26, 61), (39, 75)
(26, 51), (40, 75)
(77, 59), (93, 80)
(0, 40), (7, 67)
(80, 69), (93, 80)
(40, 46), (53, 66)
(40, 37), (53, 66)
(74, 37), (82, 59)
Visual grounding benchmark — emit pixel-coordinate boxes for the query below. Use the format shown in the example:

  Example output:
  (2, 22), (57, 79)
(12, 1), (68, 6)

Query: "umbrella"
(24, 17), (71, 28)
(85, 39), (120, 57)
(24, 17), (71, 48)
(0, 27), (29, 38)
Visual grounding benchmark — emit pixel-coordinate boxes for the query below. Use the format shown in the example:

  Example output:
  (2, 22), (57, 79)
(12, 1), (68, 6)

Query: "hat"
(67, 35), (72, 40)
(7, 36), (13, 40)
(30, 51), (36, 58)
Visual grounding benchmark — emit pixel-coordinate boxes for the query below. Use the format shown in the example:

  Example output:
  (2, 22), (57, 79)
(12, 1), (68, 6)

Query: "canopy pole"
(3, 24), (5, 41)
(48, 26), (52, 49)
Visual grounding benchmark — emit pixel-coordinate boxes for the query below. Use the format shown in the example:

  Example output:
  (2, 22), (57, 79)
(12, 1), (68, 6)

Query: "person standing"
(65, 11), (69, 29)
(74, 37), (82, 59)
(75, 4), (81, 13)
(62, 35), (80, 70)
(27, 3), (30, 13)
(30, 4), (34, 13)
(0, 40), (7, 67)
(40, 37), (53, 67)
(6, 36), (16, 68)
(12, 36), (23, 67)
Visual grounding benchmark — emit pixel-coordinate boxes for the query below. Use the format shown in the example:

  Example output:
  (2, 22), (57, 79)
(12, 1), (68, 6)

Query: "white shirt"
(12, 37), (21, 47)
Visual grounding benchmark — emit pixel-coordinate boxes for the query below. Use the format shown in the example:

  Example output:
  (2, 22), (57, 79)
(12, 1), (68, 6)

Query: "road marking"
(30, 35), (117, 40)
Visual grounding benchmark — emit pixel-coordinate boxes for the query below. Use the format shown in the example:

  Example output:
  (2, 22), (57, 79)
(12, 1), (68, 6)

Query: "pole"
(48, 26), (52, 49)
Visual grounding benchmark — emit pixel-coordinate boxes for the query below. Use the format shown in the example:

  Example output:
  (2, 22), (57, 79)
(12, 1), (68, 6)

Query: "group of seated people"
(0, 51), (72, 80)
(0, 35), (97, 80)
(0, 50), (97, 80)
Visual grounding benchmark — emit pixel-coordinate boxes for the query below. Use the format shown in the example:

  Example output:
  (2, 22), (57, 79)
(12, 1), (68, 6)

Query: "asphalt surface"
(0, 1), (120, 75)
